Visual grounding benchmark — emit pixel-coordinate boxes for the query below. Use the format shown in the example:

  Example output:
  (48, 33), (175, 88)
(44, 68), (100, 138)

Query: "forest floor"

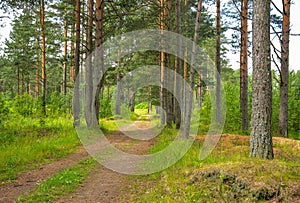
(1, 116), (300, 203)
(0, 116), (155, 203)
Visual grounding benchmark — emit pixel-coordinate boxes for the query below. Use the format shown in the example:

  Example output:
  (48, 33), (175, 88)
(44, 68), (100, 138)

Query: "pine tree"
(250, 0), (274, 159)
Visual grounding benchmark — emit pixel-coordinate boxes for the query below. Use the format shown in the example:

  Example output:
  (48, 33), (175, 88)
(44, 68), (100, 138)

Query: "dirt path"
(0, 147), (90, 203)
(0, 116), (155, 203)
(57, 132), (153, 203)
(57, 117), (155, 203)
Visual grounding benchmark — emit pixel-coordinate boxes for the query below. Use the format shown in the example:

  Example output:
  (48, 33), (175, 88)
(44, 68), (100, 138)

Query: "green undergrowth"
(99, 110), (148, 134)
(16, 158), (96, 203)
(129, 129), (300, 202)
(0, 116), (80, 184)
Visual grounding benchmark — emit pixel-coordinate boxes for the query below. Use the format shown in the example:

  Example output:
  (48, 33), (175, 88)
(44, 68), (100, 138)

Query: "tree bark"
(240, 0), (249, 131)
(184, 0), (203, 138)
(35, 59), (39, 98)
(21, 66), (24, 95)
(160, 0), (166, 126)
(70, 6), (75, 83)
(183, 0), (188, 117)
(73, 0), (81, 126)
(41, 0), (46, 116)
(85, 0), (94, 127)
(130, 93), (135, 113)
(250, 0), (274, 159)
(197, 74), (202, 108)
(63, 3), (68, 96)
(148, 87), (152, 114)
(17, 66), (20, 96)
(216, 0), (221, 124)
(35, 36), (40, 99)
(94, 0), (105, 125)
(174, 0), (182, 129)
(279, 0), (290, 138)
(116, 49), (121, 115)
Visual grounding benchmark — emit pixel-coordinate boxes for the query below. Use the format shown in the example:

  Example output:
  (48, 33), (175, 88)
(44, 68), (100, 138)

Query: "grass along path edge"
(16, 158), (97, 203)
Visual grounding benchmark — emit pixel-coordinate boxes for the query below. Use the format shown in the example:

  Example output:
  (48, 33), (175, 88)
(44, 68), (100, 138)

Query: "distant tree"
(73, 0), (81, 126)
(215, 0), (221, 124)
(160, 0), (166, 126)
(84, 0), (94, 127)
(240, 0), (249, 131)
(278, 0), (291, 138)
(41, 0), (46, 116)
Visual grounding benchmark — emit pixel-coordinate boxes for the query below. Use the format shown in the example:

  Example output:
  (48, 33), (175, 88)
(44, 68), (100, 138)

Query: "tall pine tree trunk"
(160, 0), (166, 126)
(240, 0), (248, 131)
(41, 0), (46, 116)
(73, 0), (81, 126)
(250, 0), (273, 159)
(116, 49), (121, 115)
(17, 66), (20, 96)
(85, 0), (94, 127)
(174, 0), (182, 129)
(70, 7), (75, 83)
(94, 0), (105, 125)
(183, 0), (188, 116)
(35, 36), (40, 99)
(63, 3), (68, 96)
(197, 74), (202, 108)
(21, 66), (25, 95)
(216, 0), (221, 124)
(184, 0), (203, 138)
(279, 0), (290, 138)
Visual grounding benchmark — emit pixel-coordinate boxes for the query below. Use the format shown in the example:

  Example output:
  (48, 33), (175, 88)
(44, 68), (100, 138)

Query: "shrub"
(0, 94), (9, 125)
(135, 102), (148, 109)
(13, 94), (35, 117)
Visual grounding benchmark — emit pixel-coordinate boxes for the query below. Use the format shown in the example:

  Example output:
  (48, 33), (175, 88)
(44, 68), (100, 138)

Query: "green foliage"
(12, 94), (35, 117)
(288, 71), (300, 139)
(223, 79), (243, 134)
(100, 98), (113, 118)
(0, 94), (9, 125)
(197, 69), (248, 135)
(135, 102), (149, 110)
(129, 112), (139, 121)
(47, 92), (71, 117)
(0, 117), (79, 183)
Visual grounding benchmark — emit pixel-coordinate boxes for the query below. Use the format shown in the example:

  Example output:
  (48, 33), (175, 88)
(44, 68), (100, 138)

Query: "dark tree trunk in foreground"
(279, 0), (291, 138)
(184, 0), (202, 138)
(240, 0), (249, 131)
(250, 0), (274, 159)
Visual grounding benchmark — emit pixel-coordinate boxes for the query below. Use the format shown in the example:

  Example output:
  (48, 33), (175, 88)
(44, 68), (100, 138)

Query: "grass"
(128, 130), (300, 202)
(0, 116), (80, 184)
(1, 112), (299, 202)
(16, 158), (96, 203)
